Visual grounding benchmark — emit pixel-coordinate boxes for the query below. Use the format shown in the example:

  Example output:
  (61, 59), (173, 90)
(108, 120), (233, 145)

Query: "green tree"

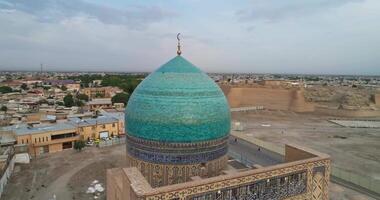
(20, 83), (28, 90)
(77, 94), (89, 102)
(74, 140), (86, 151)
(95, 92), (104, 98)
(111, 92), (130, 106)
(63, 94), (75, 107)
(61, 85), (67, 91)
(56, 101), (64, 106)
(75, 100), (85, 107)
(0, 86), (12, 94)
(1, 105), (7, 113)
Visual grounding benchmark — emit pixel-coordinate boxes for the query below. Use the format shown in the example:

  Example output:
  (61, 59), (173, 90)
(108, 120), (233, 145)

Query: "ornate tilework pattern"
(127, 154), (228, 187)
(125, 56), (231, 143)
(143, 159), (330, 200)
(126, 135), (229, 164)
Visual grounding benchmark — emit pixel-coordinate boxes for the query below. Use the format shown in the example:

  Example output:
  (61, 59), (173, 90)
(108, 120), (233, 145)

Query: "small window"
(46, 136), (48, 141)
(39, 138), (41, 142)
(102, 124), (106, 129)
(42, 137), (44, 142)
(112, 123), (116, 127)
(26, 139), (29, 143)
(22, 139), (24, 144)
(35, 138), (37, 143)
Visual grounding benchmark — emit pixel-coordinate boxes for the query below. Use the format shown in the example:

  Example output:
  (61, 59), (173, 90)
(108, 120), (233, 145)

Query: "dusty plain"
(232, 110), (380, 180)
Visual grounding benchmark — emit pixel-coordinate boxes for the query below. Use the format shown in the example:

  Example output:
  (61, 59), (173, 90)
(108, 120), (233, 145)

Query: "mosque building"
(107, 34), (330, 200)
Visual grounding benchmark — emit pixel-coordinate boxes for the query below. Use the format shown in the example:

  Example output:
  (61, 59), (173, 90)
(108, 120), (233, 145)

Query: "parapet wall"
(219, 85), (315, 112)
(107, 143), (330, 200)
(375, 94), (380, 107)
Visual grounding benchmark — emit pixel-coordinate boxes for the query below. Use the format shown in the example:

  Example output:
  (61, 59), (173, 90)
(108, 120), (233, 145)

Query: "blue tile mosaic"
(125, 56), (231, 143)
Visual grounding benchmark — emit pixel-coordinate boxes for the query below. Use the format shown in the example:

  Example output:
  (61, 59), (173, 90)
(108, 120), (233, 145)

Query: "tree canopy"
(68, 74), (144, 94)
(1, 105), (7, 112)
(0, 86), (13, 94)
(63, 94), (75, 107)
(111, 92), (130, 106)
(20, 83), (28, 90)
(61, 85), (67, 91)
(77, 93), (89, 102)
(74, 140), (86, 151)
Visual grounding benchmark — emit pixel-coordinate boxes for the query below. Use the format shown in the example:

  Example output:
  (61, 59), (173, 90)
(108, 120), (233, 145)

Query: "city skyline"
(0, 0), (380, 75)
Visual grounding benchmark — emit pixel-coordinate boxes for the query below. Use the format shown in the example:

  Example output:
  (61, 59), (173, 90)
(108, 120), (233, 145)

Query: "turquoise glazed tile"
(125, 56), (231, 143)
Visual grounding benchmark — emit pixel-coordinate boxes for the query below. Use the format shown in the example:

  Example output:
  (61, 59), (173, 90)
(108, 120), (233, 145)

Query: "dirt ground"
(232, 110), (380, 179)
(233, 110), (379, 199)
(2, 145), (127, 200)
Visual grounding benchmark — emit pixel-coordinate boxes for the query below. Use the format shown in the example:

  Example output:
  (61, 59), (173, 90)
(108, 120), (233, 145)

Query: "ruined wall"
(220, 85), (314, 112)
(375, 94), (380, 107)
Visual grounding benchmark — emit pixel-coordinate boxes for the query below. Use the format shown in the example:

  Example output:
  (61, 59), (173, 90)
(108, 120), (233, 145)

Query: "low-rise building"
(87, 98), (113, 111)
(7, 123), (78, 156)
(68, 116), (121, 140)
(0, 115), (123, 156)
(81, 87), (122, 99)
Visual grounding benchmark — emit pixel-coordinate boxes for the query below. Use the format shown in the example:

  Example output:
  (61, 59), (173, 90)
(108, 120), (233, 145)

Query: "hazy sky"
(0, 0), (379, 75)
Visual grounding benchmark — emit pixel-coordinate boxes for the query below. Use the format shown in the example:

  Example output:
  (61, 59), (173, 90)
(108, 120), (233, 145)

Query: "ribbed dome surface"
(125, 56), (230, 143)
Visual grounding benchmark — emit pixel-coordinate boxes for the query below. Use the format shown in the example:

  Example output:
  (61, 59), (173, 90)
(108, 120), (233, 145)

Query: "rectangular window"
(22, 139), (24, 144)
(26, 139), (28, 143)
(39, 138), (41, 142)
(42, 137), (44, 142)
(112, 123), (116, 127)
(46, 136), (48, 141)
(51, 132), (76, 140)
(35, 138), (37, 143)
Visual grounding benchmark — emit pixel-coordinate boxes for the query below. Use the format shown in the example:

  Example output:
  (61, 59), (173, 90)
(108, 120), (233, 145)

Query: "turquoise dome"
(125, 56), (230, 143)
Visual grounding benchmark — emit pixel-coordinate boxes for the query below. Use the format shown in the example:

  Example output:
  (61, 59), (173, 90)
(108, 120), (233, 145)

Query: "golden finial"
(177, 33), (182, 56)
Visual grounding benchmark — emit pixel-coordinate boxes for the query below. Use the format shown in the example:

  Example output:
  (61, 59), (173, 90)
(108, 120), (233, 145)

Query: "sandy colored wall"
(107, 168), (139, 200)
(220, 85), (314, 112)
(49, 143), (62, 153)
(285, 145), (316, 163)
(375, 94), (380, 107)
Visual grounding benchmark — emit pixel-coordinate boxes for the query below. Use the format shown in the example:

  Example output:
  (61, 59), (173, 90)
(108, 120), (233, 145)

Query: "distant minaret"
(40, 63), (43, 74)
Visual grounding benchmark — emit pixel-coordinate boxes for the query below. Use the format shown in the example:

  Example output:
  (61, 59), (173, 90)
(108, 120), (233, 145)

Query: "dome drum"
(126, 135), (228, 165)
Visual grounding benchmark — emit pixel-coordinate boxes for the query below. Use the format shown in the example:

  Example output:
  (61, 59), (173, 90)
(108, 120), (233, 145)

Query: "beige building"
(12, 123), (78, 156)
(87, 98), (113, 111)
(66, 83), (81, 91)
(68, 116), (121, 140)
(2, 115), (123, 157)
(81, 87), (122, 99)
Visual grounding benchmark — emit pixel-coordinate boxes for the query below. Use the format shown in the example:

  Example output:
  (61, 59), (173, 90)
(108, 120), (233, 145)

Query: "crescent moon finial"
(177, 33), (182, 56)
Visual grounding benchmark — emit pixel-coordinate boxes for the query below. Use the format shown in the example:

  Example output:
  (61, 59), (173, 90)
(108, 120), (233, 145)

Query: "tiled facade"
(107, 144), (330, 200)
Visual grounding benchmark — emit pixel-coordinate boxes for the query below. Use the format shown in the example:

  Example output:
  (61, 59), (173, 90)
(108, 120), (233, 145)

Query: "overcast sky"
(0, 0), (379, 75)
